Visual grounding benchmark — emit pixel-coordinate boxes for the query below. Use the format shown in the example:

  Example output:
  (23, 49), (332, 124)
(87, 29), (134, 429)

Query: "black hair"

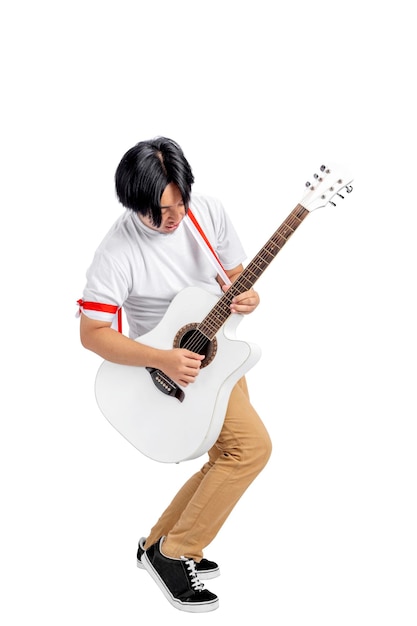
(115, 137), (195, 227)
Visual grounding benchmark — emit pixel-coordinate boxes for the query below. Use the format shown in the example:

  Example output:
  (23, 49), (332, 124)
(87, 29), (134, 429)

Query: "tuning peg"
(306, 172), (322, 187)
(337, 193), (345, 199)
(320, 164), (326, 172)
(330, 201), (336, 207)
(345, 185), (353, 193)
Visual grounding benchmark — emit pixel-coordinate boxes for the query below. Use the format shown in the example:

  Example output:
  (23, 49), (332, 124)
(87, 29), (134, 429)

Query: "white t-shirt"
(81, 193), (247, 338)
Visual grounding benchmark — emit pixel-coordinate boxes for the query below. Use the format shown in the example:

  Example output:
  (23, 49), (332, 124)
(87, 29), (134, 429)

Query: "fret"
(197, 205), (309, 339)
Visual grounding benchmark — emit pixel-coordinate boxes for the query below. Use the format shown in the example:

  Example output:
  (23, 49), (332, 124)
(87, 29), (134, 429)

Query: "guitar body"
(95, 286), (262, 463)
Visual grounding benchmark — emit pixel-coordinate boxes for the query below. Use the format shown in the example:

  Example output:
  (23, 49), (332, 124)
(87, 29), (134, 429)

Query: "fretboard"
(198, 204), (309, 339)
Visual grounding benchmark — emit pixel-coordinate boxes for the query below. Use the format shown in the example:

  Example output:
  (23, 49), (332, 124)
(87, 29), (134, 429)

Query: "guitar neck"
(198, 204), (309, 339)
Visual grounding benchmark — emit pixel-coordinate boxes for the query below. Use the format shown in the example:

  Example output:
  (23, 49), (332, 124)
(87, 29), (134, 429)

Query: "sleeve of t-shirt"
(211, 198), (247, 270)
(80, 251), (130, 328)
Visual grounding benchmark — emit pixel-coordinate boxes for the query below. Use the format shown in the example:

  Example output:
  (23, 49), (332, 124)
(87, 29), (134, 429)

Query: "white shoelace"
(182, 558), (205, 591)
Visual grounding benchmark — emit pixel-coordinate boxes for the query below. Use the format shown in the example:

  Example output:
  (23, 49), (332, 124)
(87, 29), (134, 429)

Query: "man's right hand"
(158, 349), (205, 387)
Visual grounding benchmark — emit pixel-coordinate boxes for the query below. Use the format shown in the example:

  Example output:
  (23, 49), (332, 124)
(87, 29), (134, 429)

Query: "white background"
(1, 1), (416, 624)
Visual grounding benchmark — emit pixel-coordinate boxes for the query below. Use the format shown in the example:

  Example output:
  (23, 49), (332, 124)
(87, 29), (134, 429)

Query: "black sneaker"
(137, 536), (220, 580)
(141, 538), (219, 613)
(136, 537), (147, 569)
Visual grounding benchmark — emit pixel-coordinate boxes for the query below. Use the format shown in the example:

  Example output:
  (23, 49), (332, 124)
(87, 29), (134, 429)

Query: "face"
(138, 182), (186, 234)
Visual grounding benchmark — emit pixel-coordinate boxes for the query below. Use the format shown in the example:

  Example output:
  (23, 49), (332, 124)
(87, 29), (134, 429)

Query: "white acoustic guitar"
(95, 164), (353, 463)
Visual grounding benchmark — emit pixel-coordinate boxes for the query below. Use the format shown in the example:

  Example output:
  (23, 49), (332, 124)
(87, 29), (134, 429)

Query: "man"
(78, 137), (272, 613)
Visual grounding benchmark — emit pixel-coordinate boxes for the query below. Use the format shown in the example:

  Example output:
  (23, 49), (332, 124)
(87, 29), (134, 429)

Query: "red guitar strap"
(186, 209), (231, 286)
(187, 210), (226, 271)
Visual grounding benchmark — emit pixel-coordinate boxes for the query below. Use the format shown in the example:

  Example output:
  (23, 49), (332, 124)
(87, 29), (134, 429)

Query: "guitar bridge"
(145, 367), (185, 402)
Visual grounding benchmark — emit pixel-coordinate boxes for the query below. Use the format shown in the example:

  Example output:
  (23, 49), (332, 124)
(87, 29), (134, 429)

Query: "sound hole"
(173, 323), (217, 368)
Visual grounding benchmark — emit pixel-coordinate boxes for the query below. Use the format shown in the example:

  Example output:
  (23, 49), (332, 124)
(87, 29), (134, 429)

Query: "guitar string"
(179, 209), (307, 356)
(182, 209), (307, 353)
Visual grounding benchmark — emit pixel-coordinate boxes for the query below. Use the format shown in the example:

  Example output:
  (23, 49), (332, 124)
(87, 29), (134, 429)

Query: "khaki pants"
(144, 377), (272, 561)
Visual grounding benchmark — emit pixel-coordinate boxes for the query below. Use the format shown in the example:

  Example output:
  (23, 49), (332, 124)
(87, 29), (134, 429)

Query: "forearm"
(79, 313), (205, 386)
(80, 315), (161, 368)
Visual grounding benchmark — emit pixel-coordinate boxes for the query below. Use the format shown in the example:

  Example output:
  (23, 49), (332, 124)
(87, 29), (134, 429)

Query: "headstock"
(301, 164), (353, 212)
